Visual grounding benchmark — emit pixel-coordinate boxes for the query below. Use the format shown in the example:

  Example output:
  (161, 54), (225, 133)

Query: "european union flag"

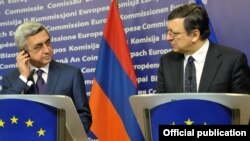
(0, 99), (58, 141)
(150, 99), (232, 141)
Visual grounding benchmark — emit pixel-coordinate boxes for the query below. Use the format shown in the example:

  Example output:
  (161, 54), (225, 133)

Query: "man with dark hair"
(156, 3), (250, 93)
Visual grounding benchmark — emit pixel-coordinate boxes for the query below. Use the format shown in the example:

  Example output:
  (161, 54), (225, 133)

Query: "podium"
(129, 93), (250, 141)
(0, 95), (88, 141)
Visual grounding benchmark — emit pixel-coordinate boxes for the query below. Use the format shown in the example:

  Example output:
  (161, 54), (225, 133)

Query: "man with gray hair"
(1, 21), (92, 132)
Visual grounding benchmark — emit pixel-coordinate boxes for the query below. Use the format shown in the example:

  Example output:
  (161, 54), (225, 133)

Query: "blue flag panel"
(0, 99), (57, 141)
(195, 0), (218, 43)
(150, 99), (232, 141)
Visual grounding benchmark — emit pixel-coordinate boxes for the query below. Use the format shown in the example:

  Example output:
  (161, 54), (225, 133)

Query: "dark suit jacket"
(1, 60), (92, 132)
(156, 41), (250, 94)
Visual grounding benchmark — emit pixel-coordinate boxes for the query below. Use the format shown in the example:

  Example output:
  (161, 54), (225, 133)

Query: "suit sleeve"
(1, 74), (27, 94)
(156, 56), (167, 93)
(71, 68), (92, 132)
(230, 53), (250, 93)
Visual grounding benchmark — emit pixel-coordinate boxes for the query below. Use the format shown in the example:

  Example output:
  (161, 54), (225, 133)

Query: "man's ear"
(191, 29), (200, 43)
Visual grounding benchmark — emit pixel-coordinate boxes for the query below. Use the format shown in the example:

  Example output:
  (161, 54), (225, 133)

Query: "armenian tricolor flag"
(89, 0), (144, 140)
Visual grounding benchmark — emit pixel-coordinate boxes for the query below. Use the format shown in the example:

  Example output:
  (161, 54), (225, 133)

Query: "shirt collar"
(185, 39), (209, 63)
(30, 63), (50, 74)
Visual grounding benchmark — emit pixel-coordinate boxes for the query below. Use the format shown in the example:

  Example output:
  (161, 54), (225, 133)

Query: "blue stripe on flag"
(95, 37), (143, 140)
(195, 0), (218, 43)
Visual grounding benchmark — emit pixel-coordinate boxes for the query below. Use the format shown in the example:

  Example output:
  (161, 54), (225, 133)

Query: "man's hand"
(16, 50), (31, 78)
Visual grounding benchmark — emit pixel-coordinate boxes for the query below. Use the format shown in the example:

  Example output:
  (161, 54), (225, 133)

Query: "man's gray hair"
(14, 21), (49, 50)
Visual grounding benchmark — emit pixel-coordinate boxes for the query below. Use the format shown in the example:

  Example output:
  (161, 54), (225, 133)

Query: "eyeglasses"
(166, 30), (185, 39)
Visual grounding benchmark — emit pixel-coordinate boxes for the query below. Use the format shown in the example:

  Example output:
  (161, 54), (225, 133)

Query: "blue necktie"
(184, 56), (197, 92)
(36, 69), (45, 94)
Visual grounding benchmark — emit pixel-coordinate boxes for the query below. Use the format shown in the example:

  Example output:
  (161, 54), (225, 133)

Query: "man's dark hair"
(168, 3), (210, 40)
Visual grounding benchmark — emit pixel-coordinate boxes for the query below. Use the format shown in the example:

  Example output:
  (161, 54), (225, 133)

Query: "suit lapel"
(171, 54), (184, 92)
(45, 60), (62, 94)
(199, 43), (222, 92)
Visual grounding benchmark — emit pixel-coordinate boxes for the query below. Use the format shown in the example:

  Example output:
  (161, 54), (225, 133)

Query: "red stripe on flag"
(90, 79), (130, 140)
(103, 0), (137, 87)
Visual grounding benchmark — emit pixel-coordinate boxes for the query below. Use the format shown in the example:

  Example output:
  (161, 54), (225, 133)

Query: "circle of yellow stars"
(0, 115), (46, 137)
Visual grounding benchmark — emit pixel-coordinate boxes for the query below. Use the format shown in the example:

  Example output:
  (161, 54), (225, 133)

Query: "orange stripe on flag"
(90, 79), (130, 141)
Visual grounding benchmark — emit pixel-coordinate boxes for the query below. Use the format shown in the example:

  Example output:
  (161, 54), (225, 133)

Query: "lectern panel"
(149, 99), (233, 141)
(0, 99), (60, 141)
